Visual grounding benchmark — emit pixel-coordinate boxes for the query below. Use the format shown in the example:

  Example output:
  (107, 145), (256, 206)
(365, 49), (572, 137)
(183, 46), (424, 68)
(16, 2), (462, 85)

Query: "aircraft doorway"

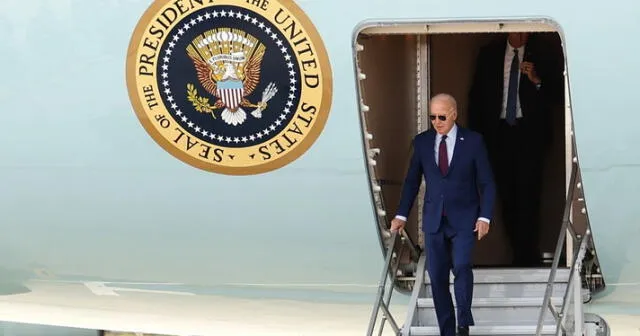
(355, 22), (571, 268)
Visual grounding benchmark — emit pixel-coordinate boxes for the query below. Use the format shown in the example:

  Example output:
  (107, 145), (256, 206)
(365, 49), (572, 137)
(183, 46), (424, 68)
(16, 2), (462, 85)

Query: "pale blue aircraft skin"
(0, 0), (638, 333)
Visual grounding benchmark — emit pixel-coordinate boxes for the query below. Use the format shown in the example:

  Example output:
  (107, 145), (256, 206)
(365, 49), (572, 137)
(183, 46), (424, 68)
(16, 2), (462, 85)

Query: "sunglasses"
(429, 115), (447, 121)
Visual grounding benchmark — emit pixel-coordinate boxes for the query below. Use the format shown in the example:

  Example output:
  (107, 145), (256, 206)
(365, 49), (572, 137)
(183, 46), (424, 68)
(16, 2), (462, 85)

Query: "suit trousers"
(425, 216), (475, 336)
(493, 120), (544, 266)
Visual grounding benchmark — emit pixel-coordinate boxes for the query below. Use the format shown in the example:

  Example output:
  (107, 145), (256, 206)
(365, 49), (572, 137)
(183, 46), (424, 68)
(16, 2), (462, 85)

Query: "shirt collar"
(436, 124), (457, 141)
(507, 41), (525, 54)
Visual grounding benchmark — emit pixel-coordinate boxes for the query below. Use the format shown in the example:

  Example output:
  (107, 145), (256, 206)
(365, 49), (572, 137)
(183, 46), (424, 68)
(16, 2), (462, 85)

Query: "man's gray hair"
(431, 93), (457, 112)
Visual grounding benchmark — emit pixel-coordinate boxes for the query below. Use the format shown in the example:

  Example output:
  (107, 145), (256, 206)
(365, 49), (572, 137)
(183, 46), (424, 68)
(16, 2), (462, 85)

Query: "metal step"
(422, 282), (568, 299)
(416, 297), (562, 326)
(422, 268), (570, 298)
(408, 268), (570, 335)
(418, 297), (563, 308)
(409, 324), (557, 335)
(423, 268), (571, 284)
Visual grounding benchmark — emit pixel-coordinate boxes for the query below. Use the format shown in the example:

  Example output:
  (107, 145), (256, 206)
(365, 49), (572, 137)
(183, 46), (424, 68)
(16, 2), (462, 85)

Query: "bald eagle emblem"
(185, 28), (278, 126)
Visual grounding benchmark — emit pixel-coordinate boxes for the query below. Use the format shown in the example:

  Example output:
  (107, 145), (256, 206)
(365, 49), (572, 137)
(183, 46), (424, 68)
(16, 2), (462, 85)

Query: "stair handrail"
(535, 159), (577, 335)
(401, 255), (427, 336)
(373, 178), (421, 262)
(367, 229), (416, 336)
(535, 135), (592, 336)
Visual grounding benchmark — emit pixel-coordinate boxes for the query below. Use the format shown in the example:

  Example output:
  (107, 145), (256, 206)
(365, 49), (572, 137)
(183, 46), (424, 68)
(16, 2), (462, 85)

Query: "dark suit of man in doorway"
(468, 32), (562, 267)
(391, 94), (496, 336)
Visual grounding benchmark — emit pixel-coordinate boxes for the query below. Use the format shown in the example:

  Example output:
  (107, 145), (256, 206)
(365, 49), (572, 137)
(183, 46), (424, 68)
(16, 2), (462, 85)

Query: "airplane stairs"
(367, 246), (608, 336)
(405, 257), (570, 335)
(366, 148), (609, 335)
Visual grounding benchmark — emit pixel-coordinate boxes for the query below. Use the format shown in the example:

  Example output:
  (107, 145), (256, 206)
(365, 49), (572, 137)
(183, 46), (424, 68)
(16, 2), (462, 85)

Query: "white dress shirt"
(500, 42), (525, 119)
(395, 124), (490, 225)
(434, 124), (457, 166)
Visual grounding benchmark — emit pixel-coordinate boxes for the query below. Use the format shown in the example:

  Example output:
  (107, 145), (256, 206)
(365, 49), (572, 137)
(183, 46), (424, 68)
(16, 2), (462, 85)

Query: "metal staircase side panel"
(401, 255), (426, 336)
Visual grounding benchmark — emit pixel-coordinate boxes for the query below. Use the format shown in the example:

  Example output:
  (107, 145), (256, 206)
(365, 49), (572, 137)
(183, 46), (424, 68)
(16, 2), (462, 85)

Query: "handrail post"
(573, 260), (584, 336)
(553, 228), (590, 334)
(366, 231), (398, 336)
(536, 162), (578, 336)
(569, 229), (590, 334)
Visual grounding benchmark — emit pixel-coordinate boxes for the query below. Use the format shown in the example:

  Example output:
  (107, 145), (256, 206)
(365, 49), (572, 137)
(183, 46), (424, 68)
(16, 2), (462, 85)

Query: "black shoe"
(457, 326), (469, 336)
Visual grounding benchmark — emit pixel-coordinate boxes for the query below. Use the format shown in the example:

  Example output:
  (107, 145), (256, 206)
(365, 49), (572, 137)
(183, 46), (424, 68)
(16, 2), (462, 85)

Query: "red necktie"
(439, 135), (448, 216)
(439, 135), (448, 175)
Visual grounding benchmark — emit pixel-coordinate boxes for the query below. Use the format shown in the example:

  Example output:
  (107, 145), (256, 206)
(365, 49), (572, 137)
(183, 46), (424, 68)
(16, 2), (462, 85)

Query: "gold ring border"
(125, 0), (333, 175)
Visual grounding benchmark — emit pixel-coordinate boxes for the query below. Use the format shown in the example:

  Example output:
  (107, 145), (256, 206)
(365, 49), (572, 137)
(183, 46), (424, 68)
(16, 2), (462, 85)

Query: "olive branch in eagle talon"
(186, 83), (217, 118)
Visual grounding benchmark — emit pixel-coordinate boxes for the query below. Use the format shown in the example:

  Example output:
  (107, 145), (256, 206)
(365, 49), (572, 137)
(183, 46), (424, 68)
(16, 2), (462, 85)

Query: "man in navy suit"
(467, 32), (563, 266)
(391, 93), (496, 336)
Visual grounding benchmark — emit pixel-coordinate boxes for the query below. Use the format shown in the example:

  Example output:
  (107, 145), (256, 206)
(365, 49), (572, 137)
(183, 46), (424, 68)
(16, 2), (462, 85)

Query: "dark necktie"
(505, 49), (519, 125)
(439, 135), (448, 216)
(439, 135), (448, 175)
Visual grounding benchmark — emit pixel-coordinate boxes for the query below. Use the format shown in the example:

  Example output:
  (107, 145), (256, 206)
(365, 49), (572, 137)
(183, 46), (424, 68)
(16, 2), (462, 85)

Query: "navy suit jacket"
(396, 126), (496, 234)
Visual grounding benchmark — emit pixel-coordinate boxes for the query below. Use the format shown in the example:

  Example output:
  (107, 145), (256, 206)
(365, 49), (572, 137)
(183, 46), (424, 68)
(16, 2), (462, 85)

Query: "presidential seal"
(126, 0), (332, 175)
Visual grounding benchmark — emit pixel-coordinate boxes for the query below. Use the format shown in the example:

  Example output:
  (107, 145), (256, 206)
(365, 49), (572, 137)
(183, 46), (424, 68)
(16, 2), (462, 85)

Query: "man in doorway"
(467, 32), (562, 267)
(391, 93), (496, 336)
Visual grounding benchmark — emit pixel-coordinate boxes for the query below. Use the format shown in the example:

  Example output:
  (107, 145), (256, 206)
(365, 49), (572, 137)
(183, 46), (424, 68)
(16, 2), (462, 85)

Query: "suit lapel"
(427, 130), (439, 172)
(489, 40), (507, 121)
(519, 43), (530, 88)
(496, 39), (507, 101)
(447, 128), (464, 175)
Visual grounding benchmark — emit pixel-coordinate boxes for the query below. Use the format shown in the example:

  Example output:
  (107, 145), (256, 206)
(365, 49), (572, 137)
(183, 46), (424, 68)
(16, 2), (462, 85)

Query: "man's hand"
(521, 61), (541, 85)
(474, 220), (490, 240)
(390, 218), (406, 233)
